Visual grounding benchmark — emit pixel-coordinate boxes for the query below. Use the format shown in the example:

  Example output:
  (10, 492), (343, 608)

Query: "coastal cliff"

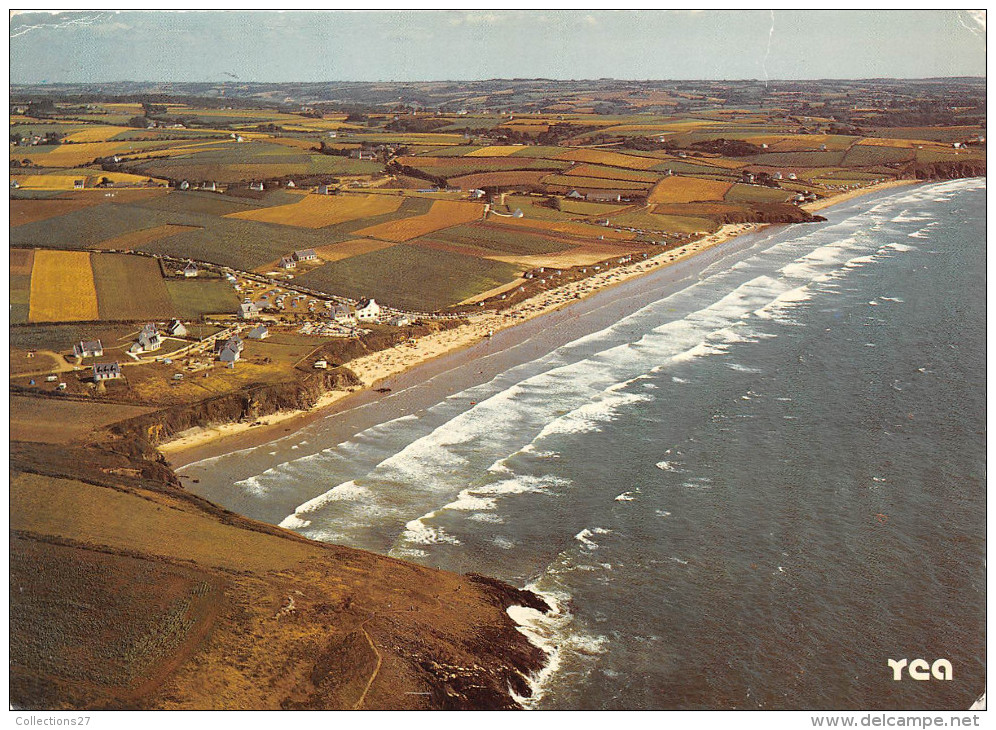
(10, 435), (551, 710)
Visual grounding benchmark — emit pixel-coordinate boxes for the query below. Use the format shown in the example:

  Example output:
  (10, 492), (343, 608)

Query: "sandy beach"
(160, 179), (919, 463)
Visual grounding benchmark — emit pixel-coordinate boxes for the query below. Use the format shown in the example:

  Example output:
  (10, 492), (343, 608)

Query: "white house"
(183, 262), (198, 278)
(74, 340), (103, 358)
(165, 319), (187, 337)
(214, 335), (244, 363)
(293, 249), (318, 262)
(247, 324), (269, 340)
(389, 314), (411, 327)
(131, 323), (162, 353)
(249, 181), (264, 191)
(280, 255), (297, 269)
(240, 302), (260, 320)
(355, 299), (381, 322)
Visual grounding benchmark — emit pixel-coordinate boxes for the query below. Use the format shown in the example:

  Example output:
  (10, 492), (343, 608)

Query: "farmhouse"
(73, 340), (103, 358)
(316, 184), (332, 195)
(350, 150), (377, 161)
(92, 362), (122, 381)
(201, 181), (217, 192)
(183, 262), (199, 278)
(566, 190), (585, 199)
(286, 180), (296, 188)
(247, 324), (269, 340)
(389, 314), (411, 327)
(293, 249), (318, 263)
(214, 335), (244, 363)
(73, 179), (85, 190)
(280, 255), (297, 269)
(355, 298), (381, 322)
(249, 181), (264, 191)
(131, 324), (163, 353)
(239, 302), (260, 320)
(165, 319), (187, 337)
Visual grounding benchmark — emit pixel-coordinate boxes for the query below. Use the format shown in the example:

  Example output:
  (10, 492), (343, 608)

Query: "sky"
(8, 10), (987, 84)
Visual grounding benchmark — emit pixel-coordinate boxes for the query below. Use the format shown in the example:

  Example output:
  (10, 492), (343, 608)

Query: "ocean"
(181, 179), (986, 710)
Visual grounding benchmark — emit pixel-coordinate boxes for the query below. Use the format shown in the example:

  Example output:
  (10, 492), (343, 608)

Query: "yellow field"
(355, 200), (484, 242)
(227, 193), (404, 228)
(11, 175), (87, 190)
(464, 146), (525, 157)
(558, 148), (661, 170)
(313, 238), (398, 262)
(17, 142), (130, 167)
(648, 176), (732, 204)
(12, 170), (167, 189)
(28, 250), (99, 323)
(857, 137), (948, 149)
(64, 126), (131, 143)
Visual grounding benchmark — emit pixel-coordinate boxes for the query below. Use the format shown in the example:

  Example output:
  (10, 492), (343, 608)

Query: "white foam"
(277, 514), (311, 530)
(401, 515), (461, 546)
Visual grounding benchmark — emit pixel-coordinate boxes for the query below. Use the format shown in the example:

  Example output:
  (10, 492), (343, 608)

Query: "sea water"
(182, 179), (986, 710)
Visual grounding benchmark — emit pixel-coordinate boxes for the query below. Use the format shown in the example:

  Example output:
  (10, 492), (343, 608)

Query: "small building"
(355, 298), (381, 322)
(566, 189), (585, 199)
(331, 304), (354, 324)
(313, 359), (328, 370)
(286, 180), (296, 188)
(165, 319), (187, 337)
(73, 340), (103, 358)
(179, 180), (190, 190)
(183, 262), (198, 278)
(772, 172), (783, 180)
(280, 255), (297, 269)
(73, 179), (85, 190)
(388, 314), (411, 327)
(315, 184), (332, 195)
(512, 208), (524, 218)
(92, 362), (122, 381)
(349, 149), (377, 160)
(788, 173), (798, 180)
(10, 180), (20, 189)
(293, 249), (318, 263)
(247, 324), (269, 340)
(249, 181), (264, 192)
(239, 302), (260, 320)
(201, 181), (217, 192)
(585, 192), (621, 202)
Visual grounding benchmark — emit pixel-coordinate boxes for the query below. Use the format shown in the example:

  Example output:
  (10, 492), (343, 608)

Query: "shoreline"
(162, 178), (920, 468)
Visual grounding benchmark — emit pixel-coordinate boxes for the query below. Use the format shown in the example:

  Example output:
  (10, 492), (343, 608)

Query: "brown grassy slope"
(9, 462), (548, 710)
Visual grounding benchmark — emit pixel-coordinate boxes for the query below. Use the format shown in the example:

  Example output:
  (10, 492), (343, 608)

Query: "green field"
(841, 145), (914, 166)
(10, 274), (31, 325)
(91, 253), (177, 321)
(724, 184), (794, 203)
(608, 210), (717, 233)
(164, 279), (240, 319)
(430, 224), (574, 256)
(294, 244), (522, 310)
